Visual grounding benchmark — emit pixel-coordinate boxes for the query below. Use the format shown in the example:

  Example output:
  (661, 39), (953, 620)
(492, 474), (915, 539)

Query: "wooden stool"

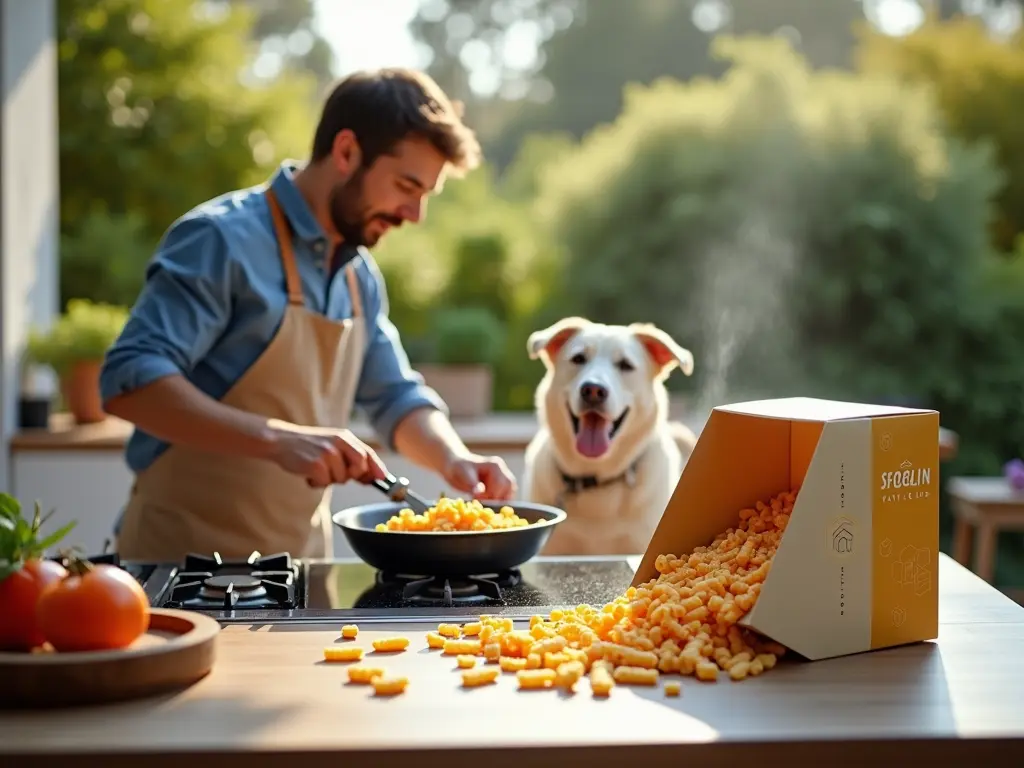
(948, 476), (1024, 584)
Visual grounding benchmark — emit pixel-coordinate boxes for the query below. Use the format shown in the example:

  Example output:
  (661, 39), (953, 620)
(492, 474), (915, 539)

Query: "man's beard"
(328, 170), (400, 248)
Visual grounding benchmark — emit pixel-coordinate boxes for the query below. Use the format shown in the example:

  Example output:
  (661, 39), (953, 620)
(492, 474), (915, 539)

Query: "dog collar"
(558, 456), (642, 495)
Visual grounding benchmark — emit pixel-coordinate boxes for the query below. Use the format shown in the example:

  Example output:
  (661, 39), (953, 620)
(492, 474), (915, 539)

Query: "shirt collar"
(268, 161), (329, 247)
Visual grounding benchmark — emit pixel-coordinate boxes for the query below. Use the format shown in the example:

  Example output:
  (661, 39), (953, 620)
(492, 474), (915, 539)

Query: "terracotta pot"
(416, 364), (493, 420)
(62, 359), (106, 424)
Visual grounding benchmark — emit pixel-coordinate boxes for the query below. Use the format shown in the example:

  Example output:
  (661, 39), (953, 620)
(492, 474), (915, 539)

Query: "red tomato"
(37, 564), (150, 652)
(0, 559), (68, 651)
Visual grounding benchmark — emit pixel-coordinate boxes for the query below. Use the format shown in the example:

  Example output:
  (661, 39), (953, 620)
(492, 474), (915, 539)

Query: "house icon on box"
(832, 518), (854, 555)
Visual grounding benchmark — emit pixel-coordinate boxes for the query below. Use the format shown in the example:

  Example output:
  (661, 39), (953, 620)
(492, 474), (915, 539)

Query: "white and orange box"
(633, 397), (940, 661)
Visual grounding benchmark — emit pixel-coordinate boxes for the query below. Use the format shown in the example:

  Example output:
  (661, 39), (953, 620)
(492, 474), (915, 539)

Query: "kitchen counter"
(2, 554), (1023, 767)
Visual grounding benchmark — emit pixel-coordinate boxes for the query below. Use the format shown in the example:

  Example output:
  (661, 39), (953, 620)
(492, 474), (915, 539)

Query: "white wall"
(0, 0), (60, 491)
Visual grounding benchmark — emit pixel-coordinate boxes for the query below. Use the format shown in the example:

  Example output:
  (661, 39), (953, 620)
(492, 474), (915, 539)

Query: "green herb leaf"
(0, 493), (79, 568)
(37, 520), (77, 553)
(0, 493), (20, 520)
(38, 504), (56, 529)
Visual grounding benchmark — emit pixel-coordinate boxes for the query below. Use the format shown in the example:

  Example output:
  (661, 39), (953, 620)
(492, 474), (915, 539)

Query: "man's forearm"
(104, 375), (278, 461)
(392, 407), (472, 474)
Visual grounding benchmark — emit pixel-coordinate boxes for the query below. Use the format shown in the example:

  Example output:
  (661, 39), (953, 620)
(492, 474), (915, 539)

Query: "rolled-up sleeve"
(100, 216), (234, 404)
(354, 258), (448, 450)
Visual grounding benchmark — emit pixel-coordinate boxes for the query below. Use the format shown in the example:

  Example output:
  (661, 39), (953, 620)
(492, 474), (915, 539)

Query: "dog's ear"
(527, 317), (589, 363)
(629, 323), (694, 378)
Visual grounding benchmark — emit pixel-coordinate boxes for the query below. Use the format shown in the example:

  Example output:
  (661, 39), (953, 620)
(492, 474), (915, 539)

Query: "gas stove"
(73, 551), (640, 625)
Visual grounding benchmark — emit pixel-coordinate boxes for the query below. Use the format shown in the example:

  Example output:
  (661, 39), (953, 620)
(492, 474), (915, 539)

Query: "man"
(100, 68), (516, 562)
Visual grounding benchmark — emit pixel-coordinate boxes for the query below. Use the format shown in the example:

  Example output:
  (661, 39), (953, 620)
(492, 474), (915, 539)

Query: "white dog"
(522, 317), (698, 556)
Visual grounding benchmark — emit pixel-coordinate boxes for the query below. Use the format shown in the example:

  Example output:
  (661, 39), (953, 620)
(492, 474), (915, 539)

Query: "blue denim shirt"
(100, 161), (446, 474)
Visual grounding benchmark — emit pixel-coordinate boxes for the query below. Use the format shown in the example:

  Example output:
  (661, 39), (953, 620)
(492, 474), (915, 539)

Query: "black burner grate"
(163, 551), (299, 610)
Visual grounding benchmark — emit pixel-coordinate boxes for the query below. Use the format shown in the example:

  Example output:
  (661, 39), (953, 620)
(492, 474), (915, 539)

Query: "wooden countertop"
(2, 554), (1022, 768)
(8, 412), (962, 461)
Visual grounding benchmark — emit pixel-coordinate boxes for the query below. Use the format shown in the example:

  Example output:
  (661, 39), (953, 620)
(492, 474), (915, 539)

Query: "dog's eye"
(616, 359), (635, 372)
(570, 352), (587, 365)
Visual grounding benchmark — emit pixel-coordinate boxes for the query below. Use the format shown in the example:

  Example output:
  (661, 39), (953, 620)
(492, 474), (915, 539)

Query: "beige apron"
(116, 188), (366, 563)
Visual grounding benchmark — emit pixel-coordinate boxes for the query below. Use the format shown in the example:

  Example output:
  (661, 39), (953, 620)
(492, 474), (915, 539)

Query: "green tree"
(219, 0), (336, 93)
(57, 0), (318, 306)
(855, 16), (1024, 253)
(537, 34), (1024, 459)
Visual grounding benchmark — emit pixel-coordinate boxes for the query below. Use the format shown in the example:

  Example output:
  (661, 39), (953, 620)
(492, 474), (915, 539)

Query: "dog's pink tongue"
(576, 413), (612, 458)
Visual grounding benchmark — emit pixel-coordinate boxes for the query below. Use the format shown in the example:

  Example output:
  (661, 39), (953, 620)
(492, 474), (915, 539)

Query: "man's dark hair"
(311, 68), (482, 176)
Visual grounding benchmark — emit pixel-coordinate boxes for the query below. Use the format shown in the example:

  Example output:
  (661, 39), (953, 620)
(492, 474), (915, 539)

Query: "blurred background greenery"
(54, 0), (1024, 582)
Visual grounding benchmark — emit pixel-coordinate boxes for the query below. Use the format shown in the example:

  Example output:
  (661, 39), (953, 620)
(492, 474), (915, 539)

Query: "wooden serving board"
(0, 608), (220, 709)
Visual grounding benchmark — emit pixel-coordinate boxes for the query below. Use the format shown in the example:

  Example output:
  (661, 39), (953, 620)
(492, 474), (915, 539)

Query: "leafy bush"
(439, 232), (514, 325)
(431, 308), (506, 368)
(856, 17), (1024, 254)
(59, 212), (154, 309)
(26, 300), (129, 374)
(57, 0), (318, 308)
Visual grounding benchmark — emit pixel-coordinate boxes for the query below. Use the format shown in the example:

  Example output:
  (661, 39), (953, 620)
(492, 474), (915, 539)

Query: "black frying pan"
(331, 500), (566, 576)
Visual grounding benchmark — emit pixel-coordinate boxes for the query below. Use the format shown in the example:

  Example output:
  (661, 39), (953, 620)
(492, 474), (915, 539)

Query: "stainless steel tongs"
(370, 472), (432, 514)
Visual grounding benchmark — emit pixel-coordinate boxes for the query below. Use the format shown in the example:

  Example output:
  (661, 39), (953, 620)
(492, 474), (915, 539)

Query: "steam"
(690, 210), (803, 424)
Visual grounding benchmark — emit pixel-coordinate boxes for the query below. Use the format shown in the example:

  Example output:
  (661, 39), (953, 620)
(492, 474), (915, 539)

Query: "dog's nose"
(580, 381), (608, 407)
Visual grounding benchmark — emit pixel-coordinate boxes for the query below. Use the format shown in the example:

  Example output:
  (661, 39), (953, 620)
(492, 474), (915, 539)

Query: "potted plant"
(417, 307), (506, 420)
(25, 299), (128, 425)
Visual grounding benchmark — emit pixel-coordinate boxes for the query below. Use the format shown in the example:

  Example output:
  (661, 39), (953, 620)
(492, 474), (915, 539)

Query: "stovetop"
(69, 551), (640, 625)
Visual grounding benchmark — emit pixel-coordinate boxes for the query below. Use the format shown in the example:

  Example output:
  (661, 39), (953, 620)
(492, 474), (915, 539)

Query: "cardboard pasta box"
(632, 397), (940, 661)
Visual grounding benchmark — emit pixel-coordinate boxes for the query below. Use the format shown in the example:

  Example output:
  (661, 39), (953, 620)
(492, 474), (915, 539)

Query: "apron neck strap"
(344, 262), (363, 318)
(265, 188), (305, 307)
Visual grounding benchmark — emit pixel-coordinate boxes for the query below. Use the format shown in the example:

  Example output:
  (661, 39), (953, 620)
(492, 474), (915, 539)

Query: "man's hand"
(266, 421), (388, 488)
(442, 453), (517, 501)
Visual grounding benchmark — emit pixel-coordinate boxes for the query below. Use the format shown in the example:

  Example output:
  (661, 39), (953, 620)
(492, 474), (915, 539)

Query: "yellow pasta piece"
(612, 666), (659, 686)
(530, 635), (567, 656)
(517, 668), (557, 690)
(323, 645), (363, 662)
(371, 676), (408, 696)
(695, 661), (719, 682)
(729, 661), (751, 681)
(483, 642), (501, 662)
(372, 636), (410, 653)
(543, 651), (571, 669)
(457, 655), (477, 669)
(443, 638), (482, 656)
(554, 661), (585, 691)
(499, 656), (528, 672)
(462, 667), (500, 687)
(664, 680), (682, 696)
(340, 624), (359, 639)
(437, 623), (461, 638)
(462, 622), (482, 636)
(426, 631), (446, 649)
(347, 666), (386, 684)
(589, 666), (615, 696)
